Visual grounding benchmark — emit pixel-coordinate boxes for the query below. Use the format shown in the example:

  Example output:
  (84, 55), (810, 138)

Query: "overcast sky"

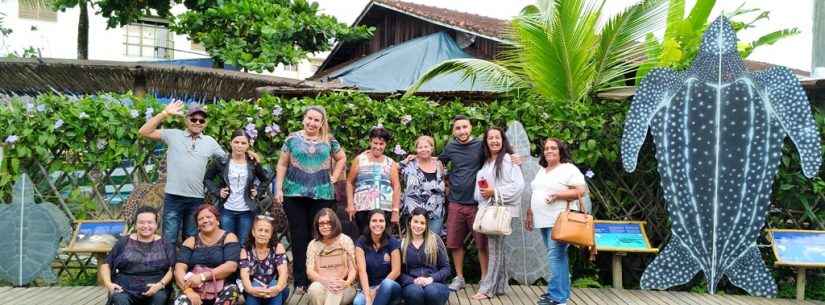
(312, 0), (815, 73)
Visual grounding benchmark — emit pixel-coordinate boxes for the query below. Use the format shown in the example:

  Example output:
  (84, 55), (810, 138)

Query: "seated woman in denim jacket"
(399, 208), (451, 305)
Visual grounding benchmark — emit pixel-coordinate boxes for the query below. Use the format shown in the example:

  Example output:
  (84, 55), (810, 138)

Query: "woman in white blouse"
(471, 127), (524, 299)
(525, 138), (586, 305)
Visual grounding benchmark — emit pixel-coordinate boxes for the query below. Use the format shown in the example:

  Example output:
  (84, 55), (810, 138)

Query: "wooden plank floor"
(0, 285), (822, 305)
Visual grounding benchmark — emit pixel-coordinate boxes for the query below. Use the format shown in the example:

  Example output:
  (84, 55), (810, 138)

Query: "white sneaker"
(448, 276), (466, 291)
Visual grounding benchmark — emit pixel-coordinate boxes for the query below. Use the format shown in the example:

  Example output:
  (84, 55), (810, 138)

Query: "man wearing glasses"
(139, 100), (226, 244)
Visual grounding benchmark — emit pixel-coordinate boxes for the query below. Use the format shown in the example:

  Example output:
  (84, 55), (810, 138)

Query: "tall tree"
(406, 0), (666, 103)
(171, 0), (373, 72)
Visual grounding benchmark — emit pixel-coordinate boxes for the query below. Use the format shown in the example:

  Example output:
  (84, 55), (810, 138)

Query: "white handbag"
(473, 190), (512, 236)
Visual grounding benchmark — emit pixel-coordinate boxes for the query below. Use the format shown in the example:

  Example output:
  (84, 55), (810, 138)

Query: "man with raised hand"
(139, 100), (226, 244)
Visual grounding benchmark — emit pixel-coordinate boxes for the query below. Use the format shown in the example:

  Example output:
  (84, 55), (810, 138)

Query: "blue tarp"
(322, 32), (497, 92)
(140, 58), (240, 71)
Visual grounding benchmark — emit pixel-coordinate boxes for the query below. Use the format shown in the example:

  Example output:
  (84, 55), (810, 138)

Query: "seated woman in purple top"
(240, 214), (289, 305)
(101, 206), (175, 305)
(399, 208), (451, 305)
(354, 209), (401, 305)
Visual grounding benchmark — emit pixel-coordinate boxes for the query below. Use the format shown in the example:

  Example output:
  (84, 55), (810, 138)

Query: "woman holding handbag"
(174, 204), (241, 305)
(306, 208), (358, 305)
(525, 139), (586, 305)
(471, 127), (524, 300)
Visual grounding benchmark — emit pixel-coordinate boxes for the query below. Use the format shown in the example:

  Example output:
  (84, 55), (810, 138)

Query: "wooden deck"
(1, 285), (822, 305)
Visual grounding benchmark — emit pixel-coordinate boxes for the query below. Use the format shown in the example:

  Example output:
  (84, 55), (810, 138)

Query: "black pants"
(109, 289), (169, 305)
(283, 196), (334, 287)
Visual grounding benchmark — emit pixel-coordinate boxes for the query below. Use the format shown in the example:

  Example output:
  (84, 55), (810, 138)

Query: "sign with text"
(595, 221), (657, 253)
(769, 229), (825, 267)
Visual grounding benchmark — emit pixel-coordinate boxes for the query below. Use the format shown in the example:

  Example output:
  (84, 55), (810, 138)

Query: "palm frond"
(592, 0), (667, 91)
(403, 58), (527, 97)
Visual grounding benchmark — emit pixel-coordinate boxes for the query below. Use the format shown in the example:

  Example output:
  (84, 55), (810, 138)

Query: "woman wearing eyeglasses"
(275, 106), (347, 293)
(306, 208), (357, 305)
(204, 129), (271, 245)
(239, 214), (289, 305)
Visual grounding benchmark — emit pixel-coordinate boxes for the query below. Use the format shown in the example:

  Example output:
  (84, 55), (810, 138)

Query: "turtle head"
(699, 16), (738, 56)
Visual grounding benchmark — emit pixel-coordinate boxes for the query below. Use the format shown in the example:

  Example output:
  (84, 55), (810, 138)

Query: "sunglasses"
(256, 213), (275, 221)
(190, 118), (206, 124)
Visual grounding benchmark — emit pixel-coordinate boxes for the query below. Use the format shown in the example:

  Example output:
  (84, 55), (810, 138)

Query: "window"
(123, 20), (174, 59)
(19, 2), (57, 21)
(191, 42), (205, 51)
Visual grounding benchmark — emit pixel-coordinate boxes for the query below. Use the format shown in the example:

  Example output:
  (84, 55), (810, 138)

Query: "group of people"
(100, 101), (587, 305)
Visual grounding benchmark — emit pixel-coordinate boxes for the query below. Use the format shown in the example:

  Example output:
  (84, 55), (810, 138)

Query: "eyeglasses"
(318, 221), (333, 228)
(190, 118), (206, 124)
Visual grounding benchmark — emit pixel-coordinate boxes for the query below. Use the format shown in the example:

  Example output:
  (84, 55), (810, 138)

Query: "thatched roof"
(0, 58), (344, 101)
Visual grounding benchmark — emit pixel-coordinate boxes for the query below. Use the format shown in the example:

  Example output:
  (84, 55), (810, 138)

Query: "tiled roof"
(372, 0), (510, 40)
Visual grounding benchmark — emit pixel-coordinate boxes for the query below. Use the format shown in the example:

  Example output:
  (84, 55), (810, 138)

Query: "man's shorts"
(446, 202), (488, 250)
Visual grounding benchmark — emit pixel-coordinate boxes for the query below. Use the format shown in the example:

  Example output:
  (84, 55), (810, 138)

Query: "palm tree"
(21, 0), (90, 59)
(405, 0), (666, 103)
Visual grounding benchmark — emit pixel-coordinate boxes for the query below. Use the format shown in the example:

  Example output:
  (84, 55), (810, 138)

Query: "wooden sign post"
(594, 220), (658, 289)
(768, 229), (825, 300)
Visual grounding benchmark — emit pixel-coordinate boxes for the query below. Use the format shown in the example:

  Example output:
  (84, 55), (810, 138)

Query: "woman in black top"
(174, 204), (241, 305)
(101, 206), (175, 305)
(204, 129), (271, 246)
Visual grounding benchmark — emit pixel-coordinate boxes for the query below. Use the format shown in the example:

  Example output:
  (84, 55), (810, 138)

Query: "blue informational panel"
(594, 221), (657, 253)
(769, 230), (825, 267)
(68, 220), (127, 252)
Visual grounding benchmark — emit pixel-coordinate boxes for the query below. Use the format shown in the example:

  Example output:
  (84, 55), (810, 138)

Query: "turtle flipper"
(725, 245), (777, 297)
(622, 68), (680, 172)
(754, 67), (822, 177)
(641, 240), (700, 290)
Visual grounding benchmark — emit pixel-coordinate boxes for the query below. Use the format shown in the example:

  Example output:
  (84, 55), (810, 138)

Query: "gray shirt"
(160, 129), (226, 198)
(439, 137), (485, 205)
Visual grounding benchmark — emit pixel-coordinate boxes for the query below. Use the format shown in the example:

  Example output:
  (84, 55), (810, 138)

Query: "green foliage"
(636, 1), (800, 81)
(572, 276), (603, 288)
(406, 0), (667, 104)
(171, 0), (373, 72)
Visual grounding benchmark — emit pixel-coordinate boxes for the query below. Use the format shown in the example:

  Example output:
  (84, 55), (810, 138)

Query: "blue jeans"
(244, 287), (289, 305)
(541, 227), (570, 303)
(401, 282), (449, 305)
(354, 279), (401, 305)
(429, 216), (444, 236)
(221, 208), (254, 245)
(162, 193), (202, 243)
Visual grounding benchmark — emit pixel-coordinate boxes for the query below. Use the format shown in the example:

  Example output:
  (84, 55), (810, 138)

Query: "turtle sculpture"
(621, 16), (821, 297)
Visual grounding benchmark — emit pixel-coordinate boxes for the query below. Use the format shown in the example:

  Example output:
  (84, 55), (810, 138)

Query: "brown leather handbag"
(551, 192), (595, 248)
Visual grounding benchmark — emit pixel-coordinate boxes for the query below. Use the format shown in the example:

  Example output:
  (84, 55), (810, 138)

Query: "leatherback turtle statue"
(621, 16), (821, 297)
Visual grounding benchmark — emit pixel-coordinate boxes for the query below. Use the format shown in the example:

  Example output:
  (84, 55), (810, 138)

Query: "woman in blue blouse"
(399, 207), (451, 305)
(354, 209), (401, 305)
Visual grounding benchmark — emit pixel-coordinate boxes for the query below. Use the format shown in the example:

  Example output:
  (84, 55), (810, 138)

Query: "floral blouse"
(240, 245), (286, 286)
(400, 159), (446, 219)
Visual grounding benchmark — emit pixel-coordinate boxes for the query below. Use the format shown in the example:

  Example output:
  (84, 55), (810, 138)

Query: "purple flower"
(25, 102), (34, 113)
(130, 109), (140, 118)
(36, 104), (46, 112)
(272, 106), (283, 117)
(78, 112), (89, 119)
(400, 114), (412, 125)
(54, 119), (64, 129)
(145, 108), (154, 121)
(245, 123), (258, 139)
(265, 124), (281, 137)
(393, 144), (407, 156)
(585, 170), (595, 178)
(4, 135), (18, 144)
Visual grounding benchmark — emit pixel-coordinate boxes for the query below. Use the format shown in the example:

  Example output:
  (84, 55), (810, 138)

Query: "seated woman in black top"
(101, 206), (175, 305)
(174, 204), (241, 305)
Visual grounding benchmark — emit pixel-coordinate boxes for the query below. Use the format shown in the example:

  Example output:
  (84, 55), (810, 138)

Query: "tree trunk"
(77, 0), (88, 60)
